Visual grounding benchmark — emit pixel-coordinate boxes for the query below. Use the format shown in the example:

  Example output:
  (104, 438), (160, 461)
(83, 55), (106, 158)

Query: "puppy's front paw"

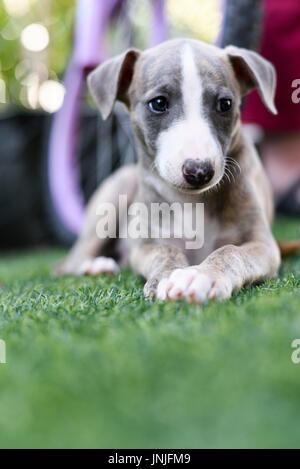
(156, 268), (232, 304)
(78, 257), (120, 276)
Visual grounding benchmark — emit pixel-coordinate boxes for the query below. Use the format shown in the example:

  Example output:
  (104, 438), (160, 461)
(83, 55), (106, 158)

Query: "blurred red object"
(242, 0), (300, 133)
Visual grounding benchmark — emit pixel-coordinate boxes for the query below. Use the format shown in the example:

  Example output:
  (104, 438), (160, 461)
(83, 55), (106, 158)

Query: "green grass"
(0, 217), (300, 449)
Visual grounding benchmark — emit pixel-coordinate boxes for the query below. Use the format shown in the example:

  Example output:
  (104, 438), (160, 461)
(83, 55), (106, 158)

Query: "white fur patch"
(156, 44), (223, 191)
(156, 268), (232, 304)
(181, 44), (203, 119)
(78, 257), (120, 276)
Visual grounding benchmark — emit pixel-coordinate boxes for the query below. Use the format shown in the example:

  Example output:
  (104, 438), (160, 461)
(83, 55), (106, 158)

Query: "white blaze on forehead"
(155, 43), (224, 191)
(181, 44), (202, 119)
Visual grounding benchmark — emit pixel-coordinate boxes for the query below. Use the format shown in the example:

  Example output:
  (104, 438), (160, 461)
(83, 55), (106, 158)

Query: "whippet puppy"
(57, 38), (281, 304)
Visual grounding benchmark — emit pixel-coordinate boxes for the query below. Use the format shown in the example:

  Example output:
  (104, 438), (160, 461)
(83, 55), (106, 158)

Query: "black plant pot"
(0, 111), (49, 248)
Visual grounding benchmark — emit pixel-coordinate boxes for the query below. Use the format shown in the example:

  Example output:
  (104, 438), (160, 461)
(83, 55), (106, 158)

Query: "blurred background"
(1, 0), (297, 251)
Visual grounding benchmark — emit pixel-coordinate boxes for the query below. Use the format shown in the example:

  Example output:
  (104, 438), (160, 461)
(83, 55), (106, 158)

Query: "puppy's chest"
(188, 217), (219, 265)
(164, 206), (220, 265)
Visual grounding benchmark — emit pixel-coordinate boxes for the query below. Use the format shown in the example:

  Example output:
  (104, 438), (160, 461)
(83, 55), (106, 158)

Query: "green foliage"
(0, 0), (75, 107)
(48, 0), (76, 75)
(0, 218), (299, 448)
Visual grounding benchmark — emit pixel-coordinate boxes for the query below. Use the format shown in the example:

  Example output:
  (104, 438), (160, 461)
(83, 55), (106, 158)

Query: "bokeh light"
(0, 79), (6, 103)
(38, 80), (65, 113)
(1, 19), (21, 41)
(167, 0), (221, 43)
(27, 75), (39, 108)
(3, 0), (33, 18)
(21, 23), (50, 52)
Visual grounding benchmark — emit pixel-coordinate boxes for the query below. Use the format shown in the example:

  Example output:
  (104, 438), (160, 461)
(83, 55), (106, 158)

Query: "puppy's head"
(88, 39), (277, 193)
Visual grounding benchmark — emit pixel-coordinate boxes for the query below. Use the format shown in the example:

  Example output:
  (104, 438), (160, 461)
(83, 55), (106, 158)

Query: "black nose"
(182, 159), (215, 188)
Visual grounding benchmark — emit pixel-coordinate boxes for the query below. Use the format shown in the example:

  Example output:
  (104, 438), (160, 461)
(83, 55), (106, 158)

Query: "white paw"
(156, 268), (232, 304)
(78, 257), (120, 276)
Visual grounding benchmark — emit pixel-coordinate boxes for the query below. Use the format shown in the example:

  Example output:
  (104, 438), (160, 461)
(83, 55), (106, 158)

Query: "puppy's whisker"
(226, 167), (235, 184)
(225, 156), (242, 176)
(226, 172), (232, 184)
(225, 157), (240, 172)
(224, 157), (242, 186)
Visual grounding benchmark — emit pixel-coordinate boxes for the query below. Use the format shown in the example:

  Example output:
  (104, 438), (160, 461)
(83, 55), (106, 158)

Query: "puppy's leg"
(55, 165), (137, 276)
(130, 243), (189, 299)
(156, 238), (281, 303)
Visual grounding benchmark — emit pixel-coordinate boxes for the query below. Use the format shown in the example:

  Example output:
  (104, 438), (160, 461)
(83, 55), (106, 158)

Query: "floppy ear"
(225, 45), (277, 114)
(87, 48), (140, 120)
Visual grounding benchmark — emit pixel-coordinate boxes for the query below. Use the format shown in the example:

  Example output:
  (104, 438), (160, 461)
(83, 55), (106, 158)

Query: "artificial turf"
(0, 217), (299, 449)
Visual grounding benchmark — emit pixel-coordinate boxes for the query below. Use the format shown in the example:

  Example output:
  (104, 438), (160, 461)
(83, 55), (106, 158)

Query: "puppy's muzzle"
(182, 159), (215, 188)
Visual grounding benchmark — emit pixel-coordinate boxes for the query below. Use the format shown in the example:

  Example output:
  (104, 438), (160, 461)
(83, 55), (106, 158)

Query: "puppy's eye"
(148, 96), (168, 114)
(217, 98), (232, 113)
